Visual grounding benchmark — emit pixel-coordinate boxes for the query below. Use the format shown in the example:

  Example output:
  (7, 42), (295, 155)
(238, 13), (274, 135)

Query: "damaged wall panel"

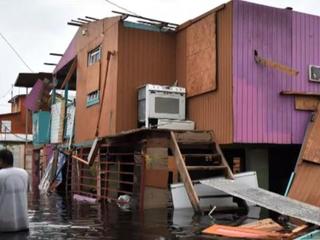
(288, 104), (320, 206)
(288, 162), (320, 206)
(86, 61), (101, 94)
(301, 105), (320, 164)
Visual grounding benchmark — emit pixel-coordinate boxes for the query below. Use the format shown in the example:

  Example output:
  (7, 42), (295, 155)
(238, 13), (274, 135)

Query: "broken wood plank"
(280, 90), (320, 97)
(72, 154), (88, 165)
(240, 218), (283, 232)
(254, 50), (299, 77)
(202, 224), (283, 239)
(295, 96), (320, 111)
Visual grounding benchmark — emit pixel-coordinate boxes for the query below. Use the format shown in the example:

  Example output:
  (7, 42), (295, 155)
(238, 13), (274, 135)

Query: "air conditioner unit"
(309, 65), (320, 82)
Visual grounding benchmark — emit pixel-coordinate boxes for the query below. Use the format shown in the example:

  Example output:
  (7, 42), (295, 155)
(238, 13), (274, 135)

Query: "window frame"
(87, 46), (101, 66)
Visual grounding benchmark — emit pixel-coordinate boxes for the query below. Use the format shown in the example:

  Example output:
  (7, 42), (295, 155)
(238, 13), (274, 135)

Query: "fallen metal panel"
(201, 178), (320, 226)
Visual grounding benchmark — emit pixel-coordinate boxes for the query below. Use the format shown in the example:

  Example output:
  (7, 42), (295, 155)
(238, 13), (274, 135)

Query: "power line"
(0, 86), (13, 99)
(0, 32), (33, 72)
(2, 126), (30, 141)
(105, 0), (139, 16)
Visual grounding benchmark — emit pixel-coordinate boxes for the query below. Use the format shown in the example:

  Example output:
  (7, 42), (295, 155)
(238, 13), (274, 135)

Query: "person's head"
(0, 149), (13, 169)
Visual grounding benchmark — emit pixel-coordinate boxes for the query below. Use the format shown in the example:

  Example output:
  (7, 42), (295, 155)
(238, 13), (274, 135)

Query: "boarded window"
(86, 59), (101, 95)
(186, 13), (216, 97)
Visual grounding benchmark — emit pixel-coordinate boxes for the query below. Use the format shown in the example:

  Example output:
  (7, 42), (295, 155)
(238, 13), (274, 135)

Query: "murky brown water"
(0, 192), (258, 240)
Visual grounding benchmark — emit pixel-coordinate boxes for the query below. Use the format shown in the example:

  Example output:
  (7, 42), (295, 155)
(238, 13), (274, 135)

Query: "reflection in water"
(0, 192), (252, 240)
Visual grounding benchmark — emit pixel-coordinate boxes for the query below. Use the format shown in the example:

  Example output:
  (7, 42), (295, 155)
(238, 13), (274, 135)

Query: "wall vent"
(309, 65), (320, 82)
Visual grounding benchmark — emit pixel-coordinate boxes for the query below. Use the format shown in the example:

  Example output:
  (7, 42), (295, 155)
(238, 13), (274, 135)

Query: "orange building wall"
(116, 23), (176, 133)
(0, 96), (32, 134)
(74, 17), (120, 143)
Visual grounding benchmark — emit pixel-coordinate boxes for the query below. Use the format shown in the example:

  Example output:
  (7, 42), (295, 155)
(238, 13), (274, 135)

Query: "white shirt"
(0, 167), (29, 232)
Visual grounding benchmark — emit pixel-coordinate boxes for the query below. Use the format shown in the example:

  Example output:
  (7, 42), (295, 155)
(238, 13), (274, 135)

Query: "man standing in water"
(0, 149), (29, 232)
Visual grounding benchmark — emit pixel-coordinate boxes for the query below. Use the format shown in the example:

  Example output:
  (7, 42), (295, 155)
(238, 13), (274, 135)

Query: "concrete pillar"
(245, 148), (269, 190)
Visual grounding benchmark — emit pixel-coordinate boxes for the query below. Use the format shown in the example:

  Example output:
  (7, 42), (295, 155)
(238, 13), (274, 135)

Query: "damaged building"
(14, 0), (320, 237)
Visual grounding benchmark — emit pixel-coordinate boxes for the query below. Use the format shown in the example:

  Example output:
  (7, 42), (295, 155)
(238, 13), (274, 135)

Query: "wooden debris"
(240, 218), (283, 232)
(288, 103), (320, 206)
(202, 223), (310, 239)
(201, 177), (320, 226)
(202, 224), (283, 239)
(254, 50), (299, 76)
(300, 104), (320, 164)
(295, 96), (320, 111)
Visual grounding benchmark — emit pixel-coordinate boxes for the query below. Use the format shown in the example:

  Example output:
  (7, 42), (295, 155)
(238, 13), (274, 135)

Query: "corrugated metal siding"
(75, 18), (119, 143)
(233, 1), (294, 144)
(233, 0), (320, 144)
(176, 3), (233, 144)
(116, 24), (176, 132)
(291, 12), (320, 143)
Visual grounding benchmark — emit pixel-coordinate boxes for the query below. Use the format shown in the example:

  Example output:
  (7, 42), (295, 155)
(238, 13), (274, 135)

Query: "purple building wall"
(233, 0), (320, 144)
(291, 12), (320, 143)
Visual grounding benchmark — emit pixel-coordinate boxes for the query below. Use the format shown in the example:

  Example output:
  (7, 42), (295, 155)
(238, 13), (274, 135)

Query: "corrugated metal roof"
(14, 72), (52, 88)
(53, 34), (77, 74)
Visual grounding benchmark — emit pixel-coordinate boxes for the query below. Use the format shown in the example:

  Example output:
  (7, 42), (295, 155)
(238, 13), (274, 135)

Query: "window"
(88, 46), (101, 66)
(1, 120), (11, 133)
(86, 90), (100, 107)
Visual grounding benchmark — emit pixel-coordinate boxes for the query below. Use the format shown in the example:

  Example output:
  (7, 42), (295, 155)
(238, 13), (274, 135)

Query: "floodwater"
(0, 192), (260, 240)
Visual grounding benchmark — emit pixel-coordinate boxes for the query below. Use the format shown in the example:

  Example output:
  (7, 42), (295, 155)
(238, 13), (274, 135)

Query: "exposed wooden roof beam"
(50, 53), (63, 57)
(78, 18), (92, 23)
(71, 19), (85, 25)
(112, 10), (178, 27)
(67, 22), (82, 27)
(61, 58), (77, 89)
(85, 16), (99, 21)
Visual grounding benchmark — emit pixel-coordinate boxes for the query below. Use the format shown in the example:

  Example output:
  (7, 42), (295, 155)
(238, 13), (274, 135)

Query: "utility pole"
(24, 87), (29, 170)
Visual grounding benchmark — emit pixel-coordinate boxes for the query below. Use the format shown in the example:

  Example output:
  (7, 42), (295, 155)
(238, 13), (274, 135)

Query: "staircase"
(170, 131), (234, 214)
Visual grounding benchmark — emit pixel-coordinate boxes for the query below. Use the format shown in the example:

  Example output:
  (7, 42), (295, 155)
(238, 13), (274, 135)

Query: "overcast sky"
(0, 0), (319, 113)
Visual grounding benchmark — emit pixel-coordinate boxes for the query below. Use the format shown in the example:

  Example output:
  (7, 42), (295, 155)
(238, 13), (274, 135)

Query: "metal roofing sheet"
(201, 177), (320, 226)
(14, 72), (52, 88)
